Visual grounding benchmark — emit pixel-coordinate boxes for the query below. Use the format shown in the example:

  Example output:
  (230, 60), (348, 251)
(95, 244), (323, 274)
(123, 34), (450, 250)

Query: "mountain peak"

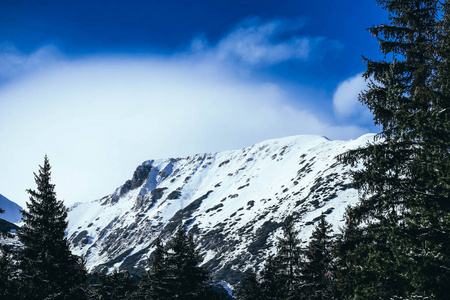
(67, 134), (372, 284)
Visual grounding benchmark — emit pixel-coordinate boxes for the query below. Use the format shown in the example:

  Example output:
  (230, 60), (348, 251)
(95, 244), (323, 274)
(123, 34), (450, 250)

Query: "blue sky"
(0, 0), (388, 208)
(1, 0), (386, 86)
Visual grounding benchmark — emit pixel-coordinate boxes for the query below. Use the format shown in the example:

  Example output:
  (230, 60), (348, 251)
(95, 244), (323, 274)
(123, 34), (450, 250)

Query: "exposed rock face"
(67, 134), (373, 284)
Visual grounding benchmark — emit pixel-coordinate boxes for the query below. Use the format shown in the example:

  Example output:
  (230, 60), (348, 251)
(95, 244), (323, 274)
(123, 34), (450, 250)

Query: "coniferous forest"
(1, 0), (449, 299)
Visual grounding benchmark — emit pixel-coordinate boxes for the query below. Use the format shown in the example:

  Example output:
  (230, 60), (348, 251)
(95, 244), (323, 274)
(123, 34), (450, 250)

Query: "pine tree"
(338, 1), (450, 298)
(0, 240), (17, 299)
(275, 216), (302, 298)
(235, 268), (263, 300)
(94, 269), (134, 300)
(166, 226), (211, 300)
(260, 255), (283, 300)
(136, 237), (171, 300)
(16, 155), (87, 300)
(298, 215), (334, 300)
(0, 207), (15, 298)
(333, 208), (365, 299)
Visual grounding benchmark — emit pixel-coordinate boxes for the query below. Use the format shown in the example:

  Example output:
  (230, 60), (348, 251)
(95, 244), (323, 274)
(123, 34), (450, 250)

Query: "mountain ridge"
(67, 134), (374, 284)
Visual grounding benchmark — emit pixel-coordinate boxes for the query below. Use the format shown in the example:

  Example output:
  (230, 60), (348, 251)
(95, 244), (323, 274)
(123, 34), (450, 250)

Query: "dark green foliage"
(93, 269), (135, 300)
(0, 242), (18, 299)
(235, 269), (263, 300)
(275, 216), (302, 297)
(137, 227), (212, 300)
(135, 238), (171, 300)
(16, 156), (88, 300)
(166, 226), (211, 299)
(260, 256), (284, 300)
(338, 1), (450, 298)
(0, 208), (18, 299)
(298, 215), (335, 300)
(334, 208), (364, 299)
(240, 215), (340, 300)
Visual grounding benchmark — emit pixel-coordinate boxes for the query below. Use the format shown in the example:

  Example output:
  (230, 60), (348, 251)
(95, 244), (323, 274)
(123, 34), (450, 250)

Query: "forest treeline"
(1, 0), (449, 299)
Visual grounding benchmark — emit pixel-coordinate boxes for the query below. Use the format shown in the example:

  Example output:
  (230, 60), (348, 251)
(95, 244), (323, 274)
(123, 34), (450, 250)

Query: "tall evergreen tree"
(136, 237), (171, 300)
(0, 248), (10, 298)
(166, 226), (211, 300)
(0, 236), (17, 299)
(275, 216), (302, 298)
(235, 268), (264, 300)
(0, 208), (20, 299)
(260, 255), (283, 300)
(298, 215), (334, 300)
(333, 208), (366, 299)
(94, 269), (134, 300)
(338, 1), (450, 298)
(16, 155), (87, 300)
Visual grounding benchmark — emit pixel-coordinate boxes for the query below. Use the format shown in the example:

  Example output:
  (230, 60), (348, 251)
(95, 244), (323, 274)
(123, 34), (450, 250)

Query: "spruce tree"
(136, 237), (171, 300)
(333, 208), (365, 299)
(338, 1), (450, 298)
(0, 248), (9, 298)
(298, 215), (334, 300)
(275, 216), (302, 298)
(235, 268), (263, 300)
(16, 155), (87, 300)
(0, 207), (13, 298)
(0, 241), (17, 299)
(166, 226), (211, 300)
(260, 255), (283, 300)
(0, 206), (20, 300)
(94, 269), (134, 300)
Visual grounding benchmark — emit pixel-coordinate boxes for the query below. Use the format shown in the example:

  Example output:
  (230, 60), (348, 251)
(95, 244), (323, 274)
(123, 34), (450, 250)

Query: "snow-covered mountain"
(67, 134), (373, 284)
(0, 194), (22, 224)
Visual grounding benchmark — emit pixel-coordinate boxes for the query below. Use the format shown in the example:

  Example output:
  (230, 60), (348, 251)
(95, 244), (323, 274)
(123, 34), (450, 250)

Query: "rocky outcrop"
(67, 134), (373, 284)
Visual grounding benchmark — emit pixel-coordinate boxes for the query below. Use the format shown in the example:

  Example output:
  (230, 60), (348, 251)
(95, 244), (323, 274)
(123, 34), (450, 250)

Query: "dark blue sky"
(0, 0), (387, 88)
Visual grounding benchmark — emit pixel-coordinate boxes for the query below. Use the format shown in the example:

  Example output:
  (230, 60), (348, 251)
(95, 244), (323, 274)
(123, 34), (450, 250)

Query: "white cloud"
(0, 55), (368, 208)
(0, 43), (62, 80)
(189, 18), (339, 66)
(333, 73), (372, 120)
(0, 17), (365, 208)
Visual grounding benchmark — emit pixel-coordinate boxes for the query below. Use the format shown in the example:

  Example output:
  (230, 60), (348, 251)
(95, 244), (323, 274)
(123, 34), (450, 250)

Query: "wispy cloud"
(0, 43), (62, 81)
(0, 17), (364, 207)
(189, 17), (342, 66)
(0, 56), (367, 207)
(333, 73), (372, 122)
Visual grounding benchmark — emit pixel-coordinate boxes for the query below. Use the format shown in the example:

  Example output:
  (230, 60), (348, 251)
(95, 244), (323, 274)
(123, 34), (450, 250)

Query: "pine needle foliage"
(166, 226), (211, 300)
(0, 243), (17, 299)
(136, 237), (171, 300)
(260, 255), (284, 300)
(298, 215), (335, 300)
(138, 227), (212, 300)
(338, 1), (450, 298)
(235, 268), (264, 300)
(94, 269), (134, 300)
(16, 155), (87, 300)
(275, 216), (302, 297)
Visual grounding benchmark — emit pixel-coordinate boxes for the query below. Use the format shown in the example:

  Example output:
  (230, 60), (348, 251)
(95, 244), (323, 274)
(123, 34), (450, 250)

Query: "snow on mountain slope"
(0, 194), (23, 223)
(67, 134), (374, 284)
